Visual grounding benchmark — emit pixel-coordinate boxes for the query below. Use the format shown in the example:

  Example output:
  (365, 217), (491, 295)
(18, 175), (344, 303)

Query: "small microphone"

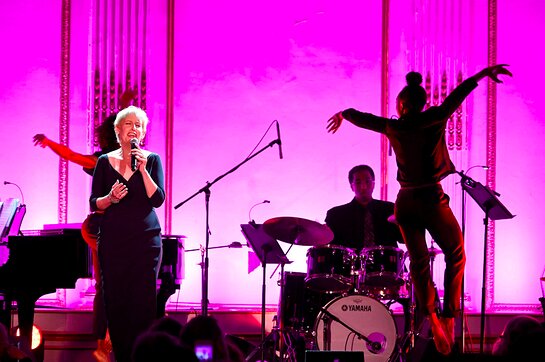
(248, 200), (271, 226)
(4, 181), (25, 206)
(465, 165), (489, 174)
(275, 120), (283, 160)
(130, 139), (138, 171)
(371, 341), (382, 352)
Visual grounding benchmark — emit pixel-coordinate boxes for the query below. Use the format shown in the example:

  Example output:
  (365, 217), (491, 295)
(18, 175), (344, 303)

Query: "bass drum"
(279, 272), (337, 334)
(314, 294), (397, 362)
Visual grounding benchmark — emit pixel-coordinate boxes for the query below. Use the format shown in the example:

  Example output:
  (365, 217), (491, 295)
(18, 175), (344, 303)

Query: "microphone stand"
(174, 139), (280, 316)
(318, 306), (382, 352)
(456, 169), (470, 353)
(184, 242), (243, 253)
(455, 170), (514, 354)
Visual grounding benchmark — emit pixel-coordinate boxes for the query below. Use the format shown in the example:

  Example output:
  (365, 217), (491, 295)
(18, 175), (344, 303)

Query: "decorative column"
(486, 0), (497, 311)
(165, 0), (175, 235)
(58, 0), (71, 223)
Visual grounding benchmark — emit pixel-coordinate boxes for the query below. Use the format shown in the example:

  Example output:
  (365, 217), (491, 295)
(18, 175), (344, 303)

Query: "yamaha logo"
(341, 304), (372, 312)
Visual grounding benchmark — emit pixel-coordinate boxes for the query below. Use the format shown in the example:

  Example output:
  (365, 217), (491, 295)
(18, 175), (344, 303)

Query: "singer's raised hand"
(131, 146), (148, 172)
(327, 111), (344, 134)
(108, 179), (128, 203)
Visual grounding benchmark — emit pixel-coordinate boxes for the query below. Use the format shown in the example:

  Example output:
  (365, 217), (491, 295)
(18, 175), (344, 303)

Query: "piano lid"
(43, 222), (83, 230)
(22, 223), (83, 237)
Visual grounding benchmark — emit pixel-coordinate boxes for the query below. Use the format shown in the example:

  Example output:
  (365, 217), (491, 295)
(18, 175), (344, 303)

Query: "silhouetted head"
(179, 315), (229, 362)
(149, 316), (184, 338)
(396, 71), (427, 117)
(132, 330), (198, 362)
(492, 315), (545, 360)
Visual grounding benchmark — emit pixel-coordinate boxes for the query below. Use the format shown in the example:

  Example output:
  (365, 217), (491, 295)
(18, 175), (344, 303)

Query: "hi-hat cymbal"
(263, 216), (333, 246)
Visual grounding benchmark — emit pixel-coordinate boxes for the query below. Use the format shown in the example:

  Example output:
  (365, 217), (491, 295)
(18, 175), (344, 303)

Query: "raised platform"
(11, 300), (543, 362)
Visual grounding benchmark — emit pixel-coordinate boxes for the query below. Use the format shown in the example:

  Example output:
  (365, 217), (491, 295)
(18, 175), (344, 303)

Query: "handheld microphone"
(130, 139), (138, 171)
(275, 120), (283, 159)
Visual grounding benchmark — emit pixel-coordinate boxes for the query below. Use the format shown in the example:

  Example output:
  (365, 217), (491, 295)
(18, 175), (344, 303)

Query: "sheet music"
(0, 198), (20, 242)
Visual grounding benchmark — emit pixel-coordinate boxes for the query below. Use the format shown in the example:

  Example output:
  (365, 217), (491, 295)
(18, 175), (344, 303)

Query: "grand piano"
(0, 228), (91, 348)
(0, 227), (183, 349)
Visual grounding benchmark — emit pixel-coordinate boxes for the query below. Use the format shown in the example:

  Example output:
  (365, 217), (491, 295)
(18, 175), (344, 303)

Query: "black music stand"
(241, 223), (290, 362)
(458, 172), (514, 353)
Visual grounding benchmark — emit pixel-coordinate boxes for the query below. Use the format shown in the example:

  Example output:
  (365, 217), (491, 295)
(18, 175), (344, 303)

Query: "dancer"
(327, 64), (512, 355)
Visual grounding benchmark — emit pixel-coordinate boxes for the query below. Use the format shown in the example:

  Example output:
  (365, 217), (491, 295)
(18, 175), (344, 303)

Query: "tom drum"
(306, 245), (356, 293)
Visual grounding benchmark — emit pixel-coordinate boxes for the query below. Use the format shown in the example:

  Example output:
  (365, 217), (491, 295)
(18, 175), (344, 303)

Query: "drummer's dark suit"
(325, 198), (403, 252)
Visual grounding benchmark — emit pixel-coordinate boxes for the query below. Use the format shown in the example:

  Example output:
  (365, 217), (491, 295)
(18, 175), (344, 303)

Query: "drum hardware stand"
(257, 216), (333, 361)
(322, 316), (332, 351)
(455, 170), (514, 354)
(241, 223), (294, 362)
(428, 240), (443, 316)
(174, 131), (281, 317)
(394, 275), (416, 362)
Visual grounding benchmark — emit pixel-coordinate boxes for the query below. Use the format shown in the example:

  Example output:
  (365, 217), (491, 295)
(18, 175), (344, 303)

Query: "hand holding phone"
(195, 340), (213, 361)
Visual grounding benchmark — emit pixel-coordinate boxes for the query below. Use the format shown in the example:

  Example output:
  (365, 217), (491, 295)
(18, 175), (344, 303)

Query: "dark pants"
(395, 184), (465, 318)
(81, 212), (107, 340)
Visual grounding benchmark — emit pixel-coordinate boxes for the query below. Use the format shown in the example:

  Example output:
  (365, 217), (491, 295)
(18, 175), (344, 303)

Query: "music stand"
(458, 172), (514, 353)
(241, 223), (290, 362)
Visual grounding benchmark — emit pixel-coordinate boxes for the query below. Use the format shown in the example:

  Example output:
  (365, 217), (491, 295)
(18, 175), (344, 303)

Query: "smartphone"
(194, 340), (213, 361)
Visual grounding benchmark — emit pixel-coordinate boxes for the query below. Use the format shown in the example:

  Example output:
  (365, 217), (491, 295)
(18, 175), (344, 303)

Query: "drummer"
(325, 164), (403, 253)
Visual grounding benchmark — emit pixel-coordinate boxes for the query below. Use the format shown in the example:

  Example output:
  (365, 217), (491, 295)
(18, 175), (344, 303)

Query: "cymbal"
(263, 216), (333, 246)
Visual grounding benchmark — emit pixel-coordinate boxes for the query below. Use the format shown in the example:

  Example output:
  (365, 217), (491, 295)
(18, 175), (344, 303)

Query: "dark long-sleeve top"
(325, 198), (403, 253)
(342, 78), (478, 187)
(89, 153), (165, 244)
(82, 146), (119, 176)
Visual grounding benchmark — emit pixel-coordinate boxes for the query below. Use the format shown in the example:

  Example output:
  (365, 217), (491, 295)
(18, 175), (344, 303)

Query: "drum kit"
(261, 216), (430, 362)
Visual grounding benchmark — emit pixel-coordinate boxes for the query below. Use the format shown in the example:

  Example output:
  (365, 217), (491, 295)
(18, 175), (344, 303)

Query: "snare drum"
(306, 245), (356, 293)
(360, 246), (405, 288)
